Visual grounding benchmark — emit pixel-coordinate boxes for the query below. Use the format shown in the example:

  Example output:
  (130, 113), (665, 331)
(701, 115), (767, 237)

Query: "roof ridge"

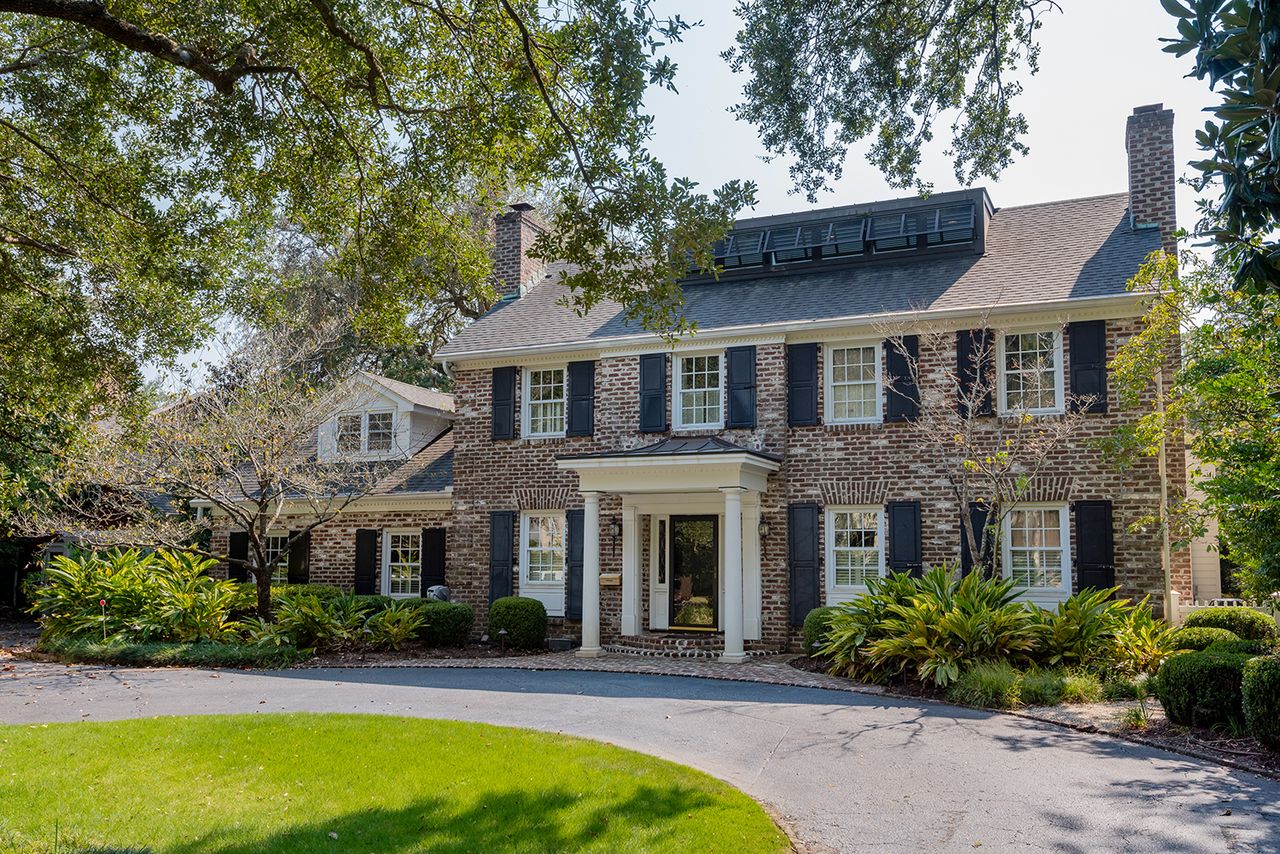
(996, 191), (1129, 213)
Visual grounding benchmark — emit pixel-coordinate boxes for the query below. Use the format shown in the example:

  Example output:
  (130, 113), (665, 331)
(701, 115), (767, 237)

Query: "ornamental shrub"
(946, 661), (1022, 709)
(1242, 656), (1280, 748)
(1171, 626), (1240, 651)
(270, 584), (347, 605)
(487, 596), (547, 650)
(1183, 607), (1280, 643)
(350, 594), (395, 614)
(364, 601), (427, 651)
(1031, 587), (1127, 668)
(408, 601), (474, 647)
(802, 606), (841, 656)
(1206, 638), (1272, 657)
(38, 637), (306, 668)
(1155, 649), (1252, 728)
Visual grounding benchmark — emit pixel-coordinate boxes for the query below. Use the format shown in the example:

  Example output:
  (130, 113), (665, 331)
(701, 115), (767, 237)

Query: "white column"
(621, 504), (641, 636)
(742, 495), (762, 641)
(577, 491), (603, 658)
(721, 487), (747, 663)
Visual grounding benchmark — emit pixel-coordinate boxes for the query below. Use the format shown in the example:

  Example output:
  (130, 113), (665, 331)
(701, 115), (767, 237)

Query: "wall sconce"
(758, 520), (771, 539)
(609, 518), (622, 556)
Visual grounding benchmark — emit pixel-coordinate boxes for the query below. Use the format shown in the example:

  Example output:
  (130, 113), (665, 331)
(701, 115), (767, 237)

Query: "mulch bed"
(300, 643), (547, 667)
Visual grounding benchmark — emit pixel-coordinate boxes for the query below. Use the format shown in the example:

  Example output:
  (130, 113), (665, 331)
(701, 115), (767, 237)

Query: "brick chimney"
(1125, 103), (1177, 252)
(492, 203), (548, 299)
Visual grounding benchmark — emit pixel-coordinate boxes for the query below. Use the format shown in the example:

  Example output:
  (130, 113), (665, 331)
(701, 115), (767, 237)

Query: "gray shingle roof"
(560, 435), (782, 463)
(372, 428), (454, 495)
(438, 192), (1159, 360)
(362, 372), (455, 412)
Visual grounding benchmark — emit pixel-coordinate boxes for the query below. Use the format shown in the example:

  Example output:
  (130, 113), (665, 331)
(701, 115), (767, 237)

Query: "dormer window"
(367, 412), (394, 451)
(337, 414), (363, 453)
(334, 410), (397, 455)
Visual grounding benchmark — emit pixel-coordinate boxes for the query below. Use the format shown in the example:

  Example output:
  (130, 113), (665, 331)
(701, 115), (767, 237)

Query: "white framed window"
(520, 512), (566, 616)
(334, 410), (398, 455)
(1002, 504), (1072, 597)
(824, 342), (882, 424)
(366, 411), (394, 451)
(998, 329), (1064, 414)
(673, 353), (723, 430)
(825, 507), (885, 594)
(337, 414), (363, 453)
(264, 532), (290, 585)
(383, 530), (422, 597)
(522, 367), (567, 438)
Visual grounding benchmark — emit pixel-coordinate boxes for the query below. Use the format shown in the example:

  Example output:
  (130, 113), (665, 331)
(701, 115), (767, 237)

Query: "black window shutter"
(1069, 320), (1109, 414)
(956, 330), (994, 417)
(787, 343), (819, 426)
(488, 511), (515, 602)
(287, 529), (310, 584)
(491, 366), (517, 440)
(354, 528), (378, 594)
(959, 504), (994, 577)
(421, 527), (447, 591)
(1075, 500), (1115, 592)
(725, 345), (757, 429)
(566, 360), (596, 436)
(885, 336), (920, 422)
(565, 509), (585, 620)
(788, 503), (821, 626)
(638, 353), (668, 432)
(886, 501), (923, 576)
(227, 531), (249, 582)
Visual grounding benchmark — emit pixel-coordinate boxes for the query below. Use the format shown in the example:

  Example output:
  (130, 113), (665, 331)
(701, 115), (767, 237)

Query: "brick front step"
(601, 631), (780, 659)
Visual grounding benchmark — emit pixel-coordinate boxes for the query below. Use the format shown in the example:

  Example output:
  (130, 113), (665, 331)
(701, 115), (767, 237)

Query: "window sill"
(522, 435), (567, 443)
(672, 424), (724, 433)
(822, 420), (883, 432)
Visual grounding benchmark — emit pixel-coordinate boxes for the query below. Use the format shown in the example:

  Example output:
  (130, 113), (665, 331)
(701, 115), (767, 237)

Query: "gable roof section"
(360, 371), (455, 413)
(371, 428), (454, 495)
(438, 193), (1159, 361)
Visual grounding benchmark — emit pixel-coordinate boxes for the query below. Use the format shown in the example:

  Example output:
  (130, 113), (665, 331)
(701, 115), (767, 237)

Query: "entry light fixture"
(758, 520), (771, 539)
(609, 518), (622, 555)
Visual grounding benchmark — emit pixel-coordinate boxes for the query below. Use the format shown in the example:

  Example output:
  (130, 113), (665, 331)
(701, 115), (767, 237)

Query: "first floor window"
(264, 533), (290, 585)
(367, 411), (394, 451)
(385, 531), (422, 596)
(676, 354), (722, 429)
(524, 368), (566, 437)
(523, 514), (565, 583)
(337, 414), (363, 452)
(827, 508), (883, 589)
(1000, 330), (1062, 413)
(827, 344), (880, 423)
(1004, 506), (1069, 591)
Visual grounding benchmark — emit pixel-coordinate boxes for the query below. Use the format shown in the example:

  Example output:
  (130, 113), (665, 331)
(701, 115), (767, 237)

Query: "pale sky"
(645, 0), (1209, 225)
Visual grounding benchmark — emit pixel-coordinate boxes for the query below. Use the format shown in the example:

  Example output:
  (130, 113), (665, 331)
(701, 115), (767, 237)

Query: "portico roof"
(556, 437), (780, 494)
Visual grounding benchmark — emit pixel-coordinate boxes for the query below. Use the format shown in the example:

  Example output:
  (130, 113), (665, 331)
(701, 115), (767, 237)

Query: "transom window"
(523, 368), (566, 437)
(826, 507), (884, 590)
(337, 414), (363, 453)
(826, 344), (881, 423)
(1004, 506), (1069, 592)
(675, 354), (723, 429)
(523, 514), (565, 584)
(385, 531), (422, 596)
(999, 330), (1063, 413)
(264, 533), (290, 585)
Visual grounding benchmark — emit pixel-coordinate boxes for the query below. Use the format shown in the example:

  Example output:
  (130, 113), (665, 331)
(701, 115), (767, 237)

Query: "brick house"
(434, 103), (1204, 660)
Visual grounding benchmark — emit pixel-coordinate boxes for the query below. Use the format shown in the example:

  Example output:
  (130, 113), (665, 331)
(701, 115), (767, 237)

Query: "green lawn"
(0, 714), (788, 853)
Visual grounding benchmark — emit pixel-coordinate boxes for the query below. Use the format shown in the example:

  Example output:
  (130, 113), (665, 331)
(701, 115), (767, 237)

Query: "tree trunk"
(256, 567), (272, 619)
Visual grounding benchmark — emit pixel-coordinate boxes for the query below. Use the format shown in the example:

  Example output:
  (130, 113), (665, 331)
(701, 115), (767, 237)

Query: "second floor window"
(337, 414), (362, 452)
(334, 410), (396, 454)
(524, 368), (566, 437)
(826, 343), (881, 424)
(367, 412), (394, 451)
(999, 330), (1063, 414)
(675, 354), (722, 429)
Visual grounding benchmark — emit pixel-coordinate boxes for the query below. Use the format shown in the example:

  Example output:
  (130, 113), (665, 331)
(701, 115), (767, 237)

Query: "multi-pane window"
(367, 411), (394, 451)
(525, 368), (566, 437)
(676, 354), (722, 428)
(264, 533), (290, 585)
(385, 531), (422, 596)
(337, 414), (363, 453)
(828, 345), (880, 423)
(1001, 331), (1062, 413)
(523, 514), (565, 583)
(1005, 507), (1067, 590)
(829, 509), (883, 588)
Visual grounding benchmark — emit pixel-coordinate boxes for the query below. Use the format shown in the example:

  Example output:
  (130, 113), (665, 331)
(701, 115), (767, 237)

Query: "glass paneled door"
(670, 516), (718, 630)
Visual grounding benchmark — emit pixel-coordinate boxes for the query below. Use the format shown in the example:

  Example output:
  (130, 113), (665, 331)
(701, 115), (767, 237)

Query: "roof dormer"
(318, 372), (454, 462)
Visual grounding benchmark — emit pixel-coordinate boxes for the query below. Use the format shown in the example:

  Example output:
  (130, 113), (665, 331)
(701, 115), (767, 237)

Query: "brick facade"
(1126, 104), (1177, 252)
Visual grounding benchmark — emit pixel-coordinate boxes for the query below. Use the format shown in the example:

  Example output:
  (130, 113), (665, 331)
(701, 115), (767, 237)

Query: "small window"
(826, 507), (884, 591)
(674, 354), (722, 429)
(999, 330), (1063, 414)
(826, 344), (881, 424)
(337, 414), (362, 453)
(367, 411), (394, 451)
(385, 531), (422, 596)
(523, 514), (565, 583)
(1004, 506), (1070, 593)
(264, 533), (290, 585)
(524, 368), (566, 437)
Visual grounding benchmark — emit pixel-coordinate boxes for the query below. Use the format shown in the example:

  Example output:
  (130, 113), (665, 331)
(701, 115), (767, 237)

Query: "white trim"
(381, 528), (424, 598)
(195, 491), (452, 518)
(823, 339), (884, 425)
(824, 506), (886, 599)
(1001, 502), (1073, 604)
(263, 529), (291, 585)
(996, 327), (1065, 416)
(671, 350), (724, 431)
(520, 511), (567, 617)
(521, 365), (568, 439)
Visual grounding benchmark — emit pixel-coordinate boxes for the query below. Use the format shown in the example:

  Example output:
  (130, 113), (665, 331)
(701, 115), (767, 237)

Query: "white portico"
(556, 437), (780, 663)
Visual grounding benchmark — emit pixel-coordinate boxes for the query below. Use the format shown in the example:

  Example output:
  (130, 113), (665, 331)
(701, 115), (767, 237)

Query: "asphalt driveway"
(1, 661), (1277, 852)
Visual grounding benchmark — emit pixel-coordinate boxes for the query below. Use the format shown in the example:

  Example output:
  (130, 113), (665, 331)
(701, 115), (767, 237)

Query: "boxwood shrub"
(1183, 607), (1280, 643)
(1155, 649), (1252, 728)
(1206, 638), (1273, 657)
(408, 600), (474, 647)
(350, 594), (395, 614)
(1242, 656), (1280, 748)
(39, 637), (308, 668)
(802, 606), (841, 656)
(1171, 626), (1239, 651)
(487, 596), (547, 650)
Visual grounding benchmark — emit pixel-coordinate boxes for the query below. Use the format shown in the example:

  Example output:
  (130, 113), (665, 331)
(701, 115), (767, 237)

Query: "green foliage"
(28, 549), (251, 643)
(819, 571), (934, 684)
(802, 606), (841, 656)
(1058, 672), (1105, 705)
(1184, 607), (1280, 643)
(487, 596), (547, 650)
(38, 637), (306, 668)
(1172, 626), (1240, 651)
(1110, 601), (1182, 677)
(1206, 638), (1273, 657)
(1102, 675), (1145, 702)
(271, 584), (348, 605)
(946, 660), (1022, 709)
(1242, 656), (1280, 748)
(1031, 587), (1128, 668)
(364, 601), (428, 651)
(349, 594), (395, 613)
(408, 601), (475, 648)
(1156, 648), (1253, 728)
